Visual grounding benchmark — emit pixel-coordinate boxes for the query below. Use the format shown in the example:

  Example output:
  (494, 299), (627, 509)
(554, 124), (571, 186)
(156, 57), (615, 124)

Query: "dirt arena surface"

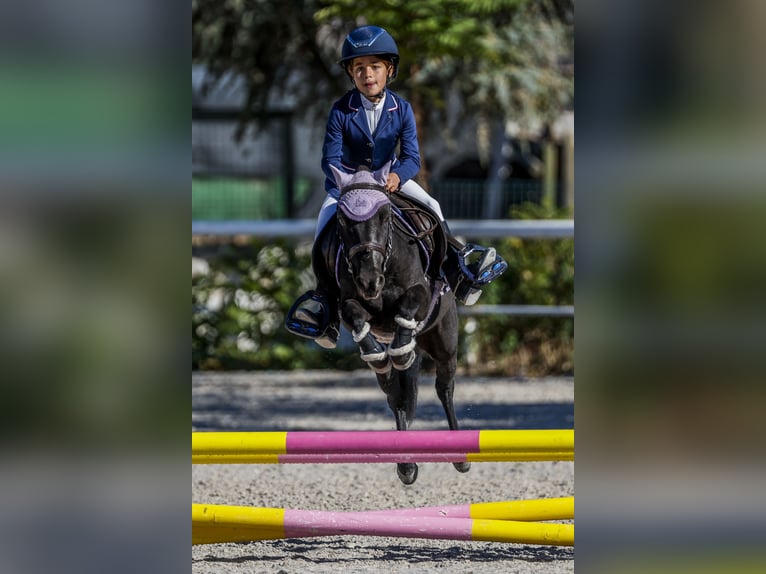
(192, 370), (574, 573)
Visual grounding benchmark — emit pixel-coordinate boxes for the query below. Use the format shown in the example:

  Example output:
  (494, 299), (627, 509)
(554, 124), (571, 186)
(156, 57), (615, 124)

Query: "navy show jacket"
(321, 89), (421, 197)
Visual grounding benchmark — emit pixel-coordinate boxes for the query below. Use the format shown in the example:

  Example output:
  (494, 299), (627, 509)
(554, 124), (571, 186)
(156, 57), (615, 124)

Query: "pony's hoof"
(453, 461), (471, 473)
(397, 463), (418, 485)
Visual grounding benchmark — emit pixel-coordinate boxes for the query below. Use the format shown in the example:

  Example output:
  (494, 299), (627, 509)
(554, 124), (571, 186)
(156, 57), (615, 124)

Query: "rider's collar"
(361, 91), (386, 108)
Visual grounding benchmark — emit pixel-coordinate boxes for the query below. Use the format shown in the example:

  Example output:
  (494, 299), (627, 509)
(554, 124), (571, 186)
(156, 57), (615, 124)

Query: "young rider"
(286, 25), (506, 348)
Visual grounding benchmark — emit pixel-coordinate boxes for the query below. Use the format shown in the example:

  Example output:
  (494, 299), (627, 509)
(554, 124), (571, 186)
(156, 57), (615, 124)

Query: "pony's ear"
(374, 161), (391, 186)
(328, 164), (353, 191)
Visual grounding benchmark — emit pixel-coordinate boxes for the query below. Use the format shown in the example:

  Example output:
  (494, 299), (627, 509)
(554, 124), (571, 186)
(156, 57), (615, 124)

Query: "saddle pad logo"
(338, 189), (388, 221)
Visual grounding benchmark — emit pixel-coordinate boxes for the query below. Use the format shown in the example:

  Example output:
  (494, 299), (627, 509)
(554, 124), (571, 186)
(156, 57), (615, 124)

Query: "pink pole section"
(285, 430), (480, 454)
(277, 452), (571, 463)
(369, 503), (471, 520)
(283, 509), (473, 540)
(279, 453), (470, 463)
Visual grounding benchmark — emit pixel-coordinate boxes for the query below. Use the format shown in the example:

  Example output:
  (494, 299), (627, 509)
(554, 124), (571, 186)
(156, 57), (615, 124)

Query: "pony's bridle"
(339, 183), (394, 274)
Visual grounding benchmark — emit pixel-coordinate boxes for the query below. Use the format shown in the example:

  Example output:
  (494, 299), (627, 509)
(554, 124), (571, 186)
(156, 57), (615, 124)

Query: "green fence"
(192, 176), (546, 221)
(431, 178), (544, 219)
(192, 177), (314, 220)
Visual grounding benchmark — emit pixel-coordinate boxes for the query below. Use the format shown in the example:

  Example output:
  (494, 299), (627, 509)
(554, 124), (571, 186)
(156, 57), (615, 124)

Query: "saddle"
(313, 194), (448, 288)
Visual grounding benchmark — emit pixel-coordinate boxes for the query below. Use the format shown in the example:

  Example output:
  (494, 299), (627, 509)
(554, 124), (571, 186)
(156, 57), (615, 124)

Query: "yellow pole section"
(192, 432), (287, 456)
(472, 518), (574, 546)
(470, 497), (574, 521)
(192, 504), (285, 545)
(479, 430), (574, 453)
(466, 451), (573, 462)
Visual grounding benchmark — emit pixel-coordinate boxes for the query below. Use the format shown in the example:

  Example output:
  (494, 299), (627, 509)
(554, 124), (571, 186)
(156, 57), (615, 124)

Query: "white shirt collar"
(360, 92), (385, 110)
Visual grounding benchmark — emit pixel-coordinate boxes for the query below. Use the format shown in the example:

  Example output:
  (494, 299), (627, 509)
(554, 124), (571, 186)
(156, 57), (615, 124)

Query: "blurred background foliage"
(463, 201), (573, 375)
(192, 203), (573, 375)
(192, 0), (573, 151)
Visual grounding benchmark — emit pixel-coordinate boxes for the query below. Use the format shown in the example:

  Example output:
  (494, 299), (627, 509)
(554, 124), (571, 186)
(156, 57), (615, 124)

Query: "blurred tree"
(192, 0), (573, 162)
(316, 0), (573, 181)
(192, 0), (345, 135)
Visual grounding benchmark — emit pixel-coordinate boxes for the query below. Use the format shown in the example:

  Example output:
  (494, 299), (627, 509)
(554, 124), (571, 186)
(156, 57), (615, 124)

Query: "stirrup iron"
(458, 244), (507, 286)
(451, 244), (508, 305)
(285, 290), (338, 347)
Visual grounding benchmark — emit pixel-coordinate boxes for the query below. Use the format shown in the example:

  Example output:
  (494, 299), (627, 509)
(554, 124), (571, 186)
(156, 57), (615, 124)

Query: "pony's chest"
(355, 292), (403, 334)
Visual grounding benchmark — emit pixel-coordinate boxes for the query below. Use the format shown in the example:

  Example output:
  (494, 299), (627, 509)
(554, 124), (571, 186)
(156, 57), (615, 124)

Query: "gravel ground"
(192, 370), (574, 573)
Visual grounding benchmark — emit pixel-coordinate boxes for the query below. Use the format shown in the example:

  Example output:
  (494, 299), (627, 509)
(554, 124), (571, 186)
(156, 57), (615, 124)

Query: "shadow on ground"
(194, 538), (574, 565)
(192, 371), (573, 431)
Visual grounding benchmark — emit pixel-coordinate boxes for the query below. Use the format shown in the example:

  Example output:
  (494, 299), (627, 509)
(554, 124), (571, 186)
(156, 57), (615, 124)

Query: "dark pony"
(326, 163), (470, 485)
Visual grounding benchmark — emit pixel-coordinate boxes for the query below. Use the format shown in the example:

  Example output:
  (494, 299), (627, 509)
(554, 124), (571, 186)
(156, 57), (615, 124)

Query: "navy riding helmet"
(339, 25), (399, 79)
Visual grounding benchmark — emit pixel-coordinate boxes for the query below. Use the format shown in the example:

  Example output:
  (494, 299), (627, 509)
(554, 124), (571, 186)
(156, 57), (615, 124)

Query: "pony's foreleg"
(342, 299), (391, 374)
(376, 369), (417, 430)
(388, 316), (417, 370)
(352, 322), (391, 373)
(376, 364), (421, 485)
(389, 288), (426, 370)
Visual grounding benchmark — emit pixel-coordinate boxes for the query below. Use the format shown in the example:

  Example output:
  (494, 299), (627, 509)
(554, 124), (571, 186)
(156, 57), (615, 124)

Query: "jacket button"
(367, 142), (374, 148)
(365, 158), (372, 164)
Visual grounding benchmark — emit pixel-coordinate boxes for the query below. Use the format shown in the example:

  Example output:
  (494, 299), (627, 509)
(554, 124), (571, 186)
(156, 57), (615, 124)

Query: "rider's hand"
(385, 173), (401, 193)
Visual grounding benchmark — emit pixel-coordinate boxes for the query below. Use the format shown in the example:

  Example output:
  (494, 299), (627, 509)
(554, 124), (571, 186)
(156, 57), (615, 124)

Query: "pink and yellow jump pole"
(192, 498), (574, 546)
(192, 430), (575, 546)
(192, 429), (574, 464)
